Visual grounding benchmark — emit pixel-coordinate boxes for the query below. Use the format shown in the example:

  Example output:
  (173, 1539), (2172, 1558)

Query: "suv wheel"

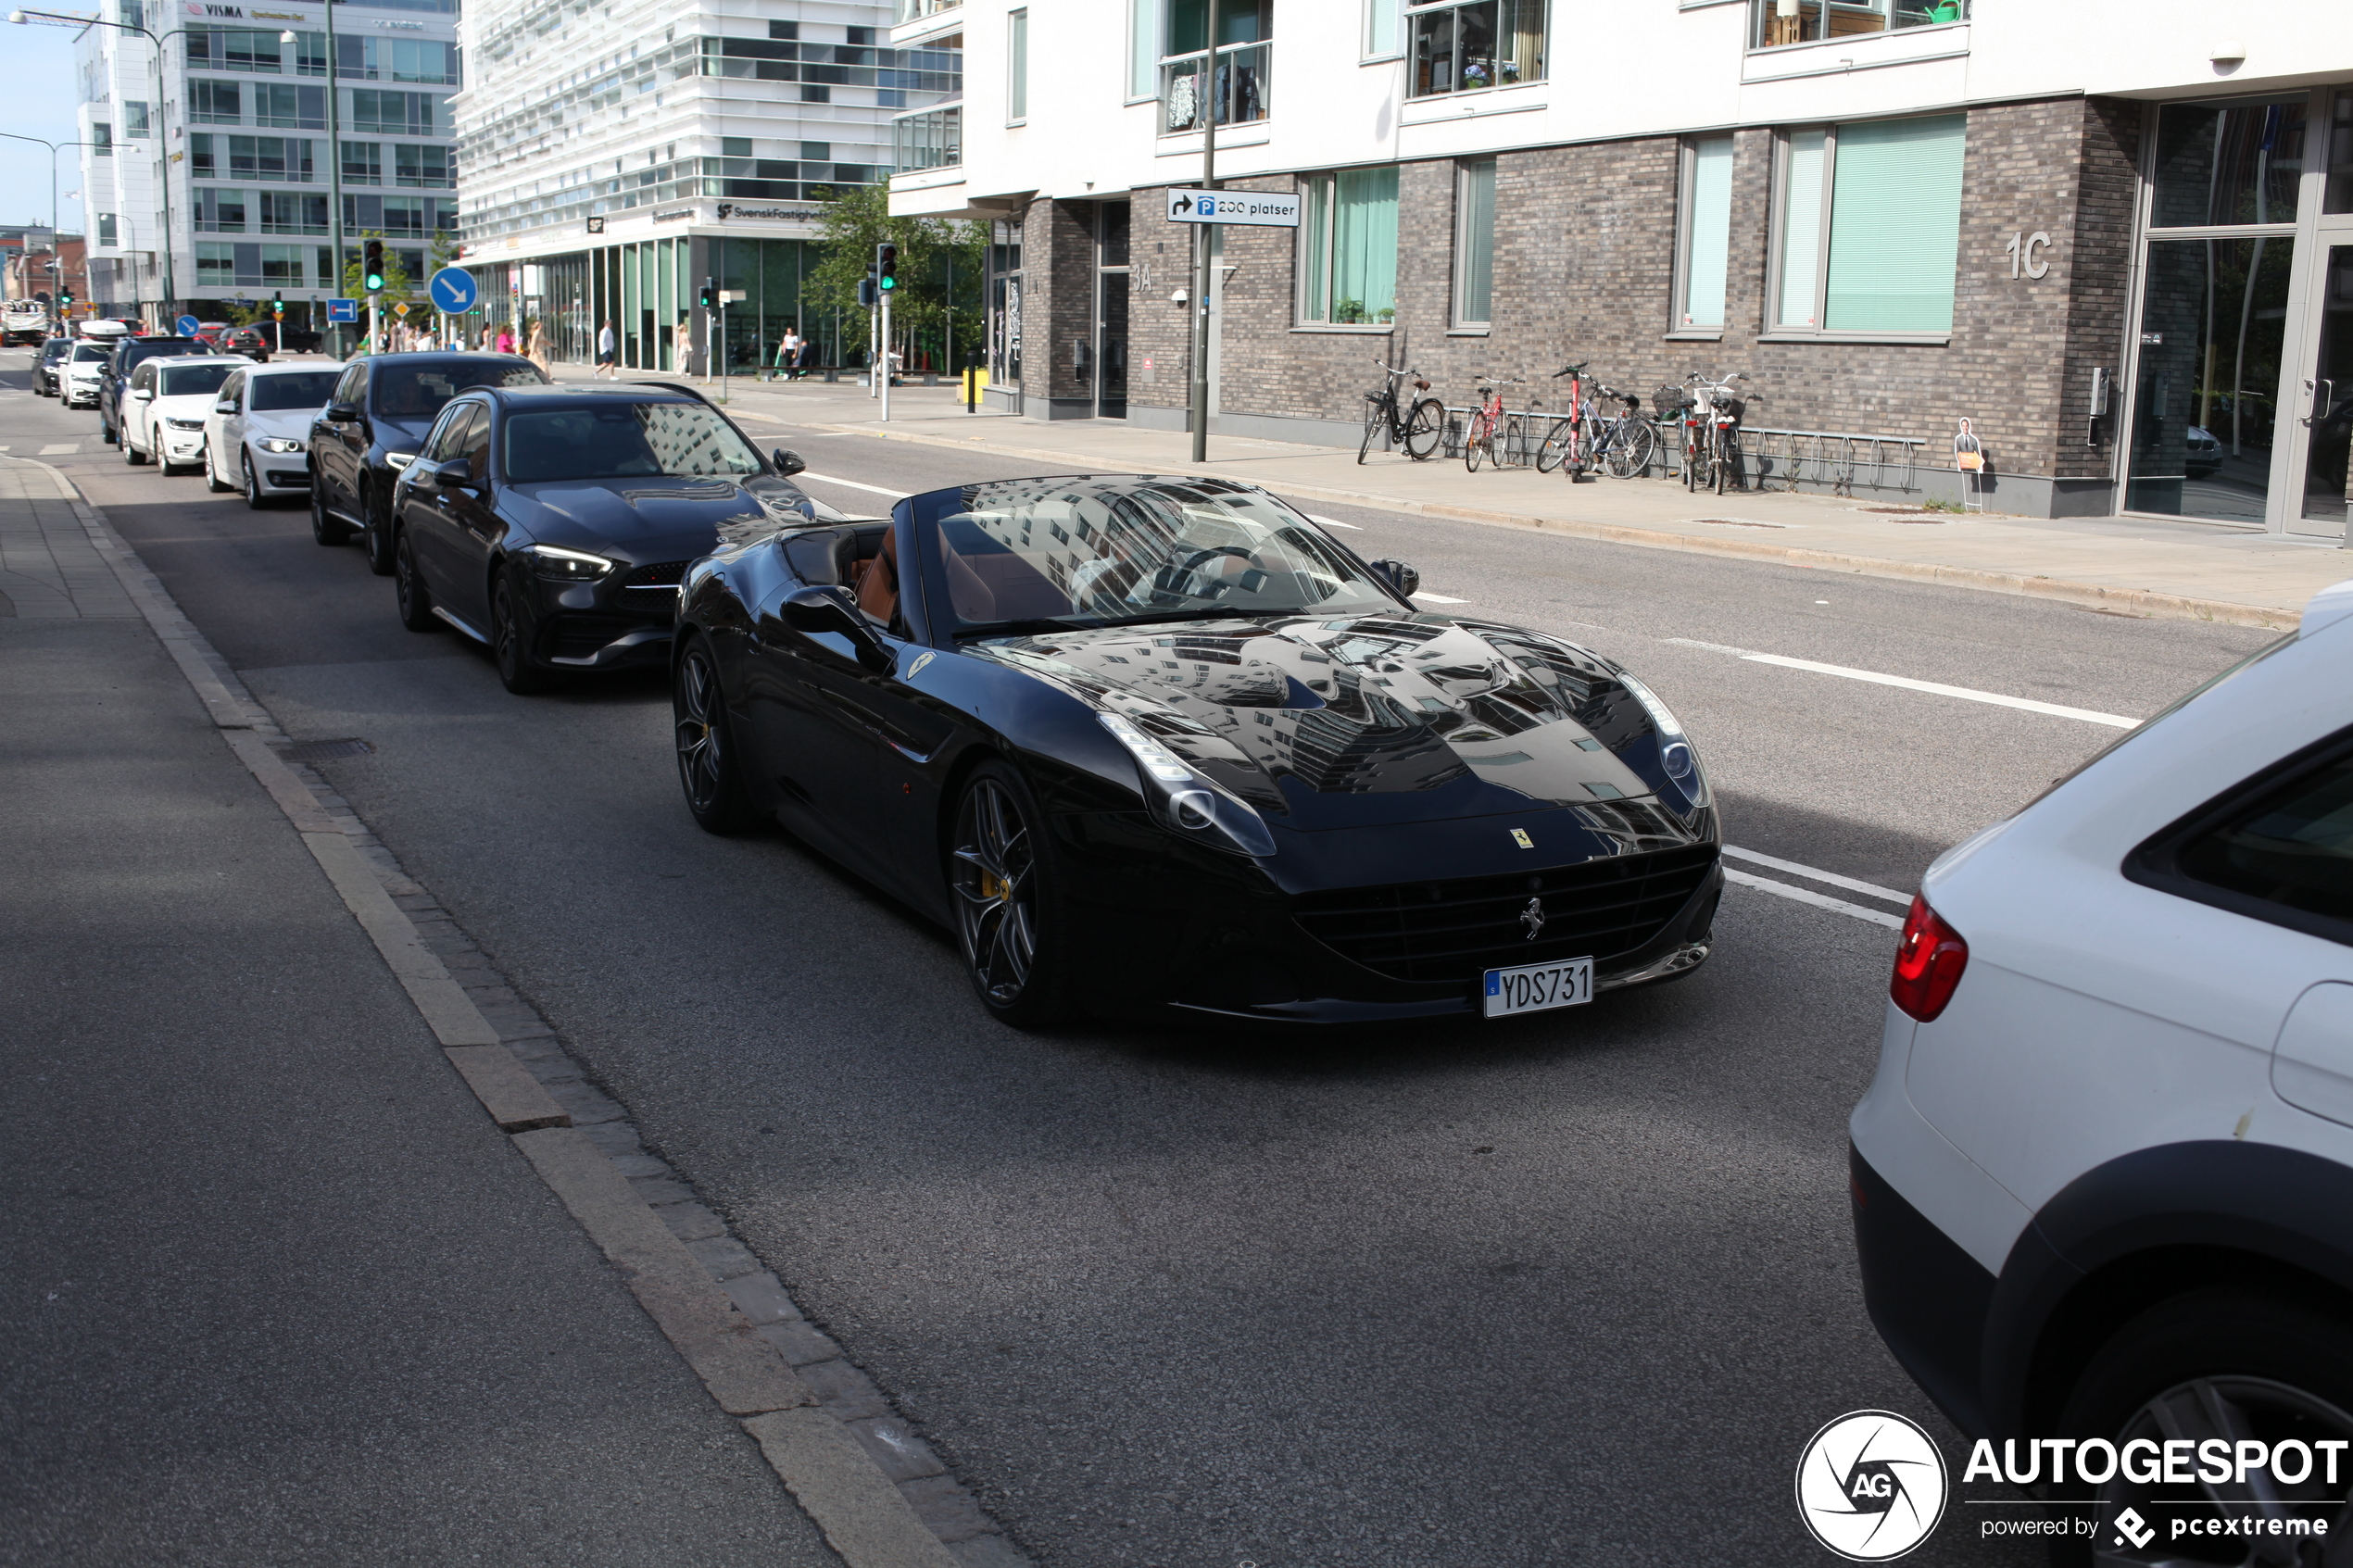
(362, 482), (395, 576)
(2052, 1287), (2353, 1564)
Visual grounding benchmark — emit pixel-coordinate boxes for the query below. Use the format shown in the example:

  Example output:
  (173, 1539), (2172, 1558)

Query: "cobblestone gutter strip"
(44, 458), (1026, 1568)
(822, 423), (2302, 633)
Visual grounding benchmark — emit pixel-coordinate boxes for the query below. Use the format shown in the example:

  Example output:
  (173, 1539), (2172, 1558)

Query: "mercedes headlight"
(1616, 671), (1707, 809)
(165, 417), (206, 430)
(522, 544), (616, 583)
(259, 437), (304, 453)
(384, 451), (417, 470)
(1098, 711), (1277, 858)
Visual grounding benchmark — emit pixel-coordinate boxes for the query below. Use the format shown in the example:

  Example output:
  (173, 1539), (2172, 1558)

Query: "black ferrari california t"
(673, 474), (1722, 1026)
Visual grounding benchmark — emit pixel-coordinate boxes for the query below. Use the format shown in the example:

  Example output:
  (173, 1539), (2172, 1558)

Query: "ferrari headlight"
(522, 544), (615, 583)
(1616, 671), (1707, 808)
(259, 437), (304, 454)
(1099, 711), (1277, 858)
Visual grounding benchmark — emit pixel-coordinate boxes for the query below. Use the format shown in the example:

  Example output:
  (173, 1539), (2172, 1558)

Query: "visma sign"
(1165, 189), (1301, 228)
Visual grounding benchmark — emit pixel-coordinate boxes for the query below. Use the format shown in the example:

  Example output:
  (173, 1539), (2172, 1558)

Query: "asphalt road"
(3, 358), (2282, 1565)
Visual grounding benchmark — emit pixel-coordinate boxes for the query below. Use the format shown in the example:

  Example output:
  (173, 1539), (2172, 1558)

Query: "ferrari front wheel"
(673, 637), (755, 834)
(949, 762), (1070, 1028)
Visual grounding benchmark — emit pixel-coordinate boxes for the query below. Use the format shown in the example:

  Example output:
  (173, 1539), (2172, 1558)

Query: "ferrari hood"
(972, 612), (1690, 834)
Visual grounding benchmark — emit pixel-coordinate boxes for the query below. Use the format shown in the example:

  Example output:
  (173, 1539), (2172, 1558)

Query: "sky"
(0, 17), (94, 235)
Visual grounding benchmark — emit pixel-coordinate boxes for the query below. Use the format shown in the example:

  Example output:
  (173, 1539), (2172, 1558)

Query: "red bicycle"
(1462, 375), (1523, 472)
(1535, 361), (1590, 476)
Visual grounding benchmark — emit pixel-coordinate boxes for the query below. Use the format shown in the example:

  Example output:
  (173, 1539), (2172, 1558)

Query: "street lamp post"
(0, 132), (91, 320)
(280, 12), (344, 356)
(11, 7), (208, 320)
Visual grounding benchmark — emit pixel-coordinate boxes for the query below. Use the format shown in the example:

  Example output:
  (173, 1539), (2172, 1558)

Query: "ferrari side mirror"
(782, 585), (895, 674)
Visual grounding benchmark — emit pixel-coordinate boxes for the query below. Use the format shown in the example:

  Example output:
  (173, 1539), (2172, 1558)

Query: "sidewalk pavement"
(0, 459), (850, 1566)
(605, 366), (2351, 631)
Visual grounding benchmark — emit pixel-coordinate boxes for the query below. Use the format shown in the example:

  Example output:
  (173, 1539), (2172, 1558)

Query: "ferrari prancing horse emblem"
(1510, 828), (1533, 848)
(1520, 898), (1546, 941)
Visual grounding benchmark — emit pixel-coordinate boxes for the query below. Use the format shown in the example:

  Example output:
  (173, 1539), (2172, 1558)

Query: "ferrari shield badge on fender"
(1510, 828), (1533, 848)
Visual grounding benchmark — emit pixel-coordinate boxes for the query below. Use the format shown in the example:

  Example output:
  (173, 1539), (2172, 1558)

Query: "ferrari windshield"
(914, 477), (1401, 634)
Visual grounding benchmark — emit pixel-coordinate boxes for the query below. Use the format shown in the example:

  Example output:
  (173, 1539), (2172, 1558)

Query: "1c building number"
(2004, 231), (2053, 280)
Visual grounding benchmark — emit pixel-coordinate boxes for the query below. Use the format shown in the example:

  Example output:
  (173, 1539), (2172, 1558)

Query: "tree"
(803, 184), (984, 368)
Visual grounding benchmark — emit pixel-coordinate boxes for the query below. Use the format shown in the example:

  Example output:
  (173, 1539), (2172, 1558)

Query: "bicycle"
(1580, 382), (1660, 480)
(1680, 371), (1752, 495)
(1358, 358), (1445, 463)
(1463, 375), (1524, 472)
(1535, 363), (1590, 476)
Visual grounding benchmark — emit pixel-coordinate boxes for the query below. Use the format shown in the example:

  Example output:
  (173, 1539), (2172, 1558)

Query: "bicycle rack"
(1712, 427), (1926, 496)
(1439, 405), (1556, 468)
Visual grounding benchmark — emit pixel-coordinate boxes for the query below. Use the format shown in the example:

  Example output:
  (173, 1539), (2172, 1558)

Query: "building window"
(124, 100), (151, 137)
(1408, 0), (1544, 98)
(1753, 0), (1967, 51)
(1365, 0), (1403, 57)
(1453, 158), (1495, 328)
(1127, 0), (1156, 99)
(1300, 166), (1399, 326)
(1675, 134), (1734, 331)
(1770, 114), (1963, 337)
(895, 0), (959, 19)
(1161, 0), (1268, 134)
(893, 105), (962, 172)
(195, 187), (248, 232)
(988, 215), (1022, 383)
(97, 213), (117, 245)
(342, 140), (382, 184)
(396, 143), (451, 187)
(192, 82), (242, 123)
(1007, 8), (1027, 122)
(91, 123), (112, 156)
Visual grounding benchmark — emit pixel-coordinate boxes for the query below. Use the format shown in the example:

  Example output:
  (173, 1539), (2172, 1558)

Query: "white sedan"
(121, 355), (245, 474)
(1852, 578), (2353, 1550)
(203, 360), (343, 508)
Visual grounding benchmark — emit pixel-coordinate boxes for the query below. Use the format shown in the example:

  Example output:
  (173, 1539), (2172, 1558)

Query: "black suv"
(97, 335), (204, 446)
(308, 352), (547, 573)
(32, 337), (69, 397)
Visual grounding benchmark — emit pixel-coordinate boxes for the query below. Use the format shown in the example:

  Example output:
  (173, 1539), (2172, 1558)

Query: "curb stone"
(37, 456), (1030, 1568)
(815, 422), (2303, 633)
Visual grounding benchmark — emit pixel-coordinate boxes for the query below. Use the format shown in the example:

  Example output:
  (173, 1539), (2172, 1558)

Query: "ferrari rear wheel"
(673, 637), (755, 834)
(950, 763), (1070, 1028)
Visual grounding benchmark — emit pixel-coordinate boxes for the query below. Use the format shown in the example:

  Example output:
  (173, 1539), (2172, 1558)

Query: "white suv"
(1852, 580), (2353, 1553)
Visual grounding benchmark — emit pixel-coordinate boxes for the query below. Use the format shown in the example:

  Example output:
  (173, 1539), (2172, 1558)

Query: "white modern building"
(894, 1), (2353, 531)
(450, 0), (958, 371)
(73, 0), (463, 332)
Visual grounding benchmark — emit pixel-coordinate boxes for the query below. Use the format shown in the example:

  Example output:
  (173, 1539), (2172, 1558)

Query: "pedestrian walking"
(775, 326), (800, 382)
(495, 323), (517, 357)
(525, 318), (547, 373)
(595, 319), (617, 378)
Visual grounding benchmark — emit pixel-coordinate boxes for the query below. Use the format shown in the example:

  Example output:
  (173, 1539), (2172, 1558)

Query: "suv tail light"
(1891, 895), (1969, 1022)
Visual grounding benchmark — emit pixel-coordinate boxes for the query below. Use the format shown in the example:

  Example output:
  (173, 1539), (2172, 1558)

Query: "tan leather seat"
(852, 528), (900, 624)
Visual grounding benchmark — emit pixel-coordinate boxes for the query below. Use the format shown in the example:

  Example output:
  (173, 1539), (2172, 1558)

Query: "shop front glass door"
(2302, 245), (2353, 532)
(2125, 236), (2294, 523)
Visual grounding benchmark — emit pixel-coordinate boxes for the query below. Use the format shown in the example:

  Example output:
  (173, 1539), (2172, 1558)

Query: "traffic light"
(875, 243), (898, 294)
(58, 285), (73, 311)
(363, 239), (384, 293)
(698, 276), (715, 310)
(858, 274), (876, 309)
(271, 290), (283, 320)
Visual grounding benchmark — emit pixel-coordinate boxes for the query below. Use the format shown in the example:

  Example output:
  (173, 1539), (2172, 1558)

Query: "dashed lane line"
(1720, 846), (1910, 907)
(1305, 513), (1363, 531)
(797, 470), (910, 500)
(1665, 637), (2141, 728)
(1725, 868), (1906, 931)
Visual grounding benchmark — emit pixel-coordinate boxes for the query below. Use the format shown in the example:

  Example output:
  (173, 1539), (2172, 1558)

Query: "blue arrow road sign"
(176, 314), (201, 336)
(428, 268), (478, 315)
(327, 298), (359, 323)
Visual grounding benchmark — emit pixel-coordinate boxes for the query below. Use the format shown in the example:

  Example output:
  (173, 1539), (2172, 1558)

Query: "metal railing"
(896, 0), (960, 19)
(1714, 427), (1925, 495)
(1161, 43), (1270, 134)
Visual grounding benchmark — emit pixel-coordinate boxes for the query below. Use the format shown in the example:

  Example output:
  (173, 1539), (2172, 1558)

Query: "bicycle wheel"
(1465, 414), (1489, 472)
(1359, 396), (1385, 464)
(1403, 398), (1444, 461)
(1502, 414), (1529, 469)
(1713, 430), (1731, 495)
(1605, 418), (1656, 480)
(1534, 417), (1575, 474)
(1683, 434), (1707, 493)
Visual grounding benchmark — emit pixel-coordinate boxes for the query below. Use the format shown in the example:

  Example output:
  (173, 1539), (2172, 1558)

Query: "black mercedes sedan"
(310, 352), (548, 573)
(388, 382), (862, 693)
(673, 473), (1723, 1028)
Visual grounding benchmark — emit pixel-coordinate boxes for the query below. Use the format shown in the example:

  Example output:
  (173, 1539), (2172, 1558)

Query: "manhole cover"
(274, 737), (374, 761)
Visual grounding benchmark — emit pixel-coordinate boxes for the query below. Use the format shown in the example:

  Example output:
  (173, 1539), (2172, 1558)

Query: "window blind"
(1333, 166), (1399, 322)
(1777, 129), (1826, 327)
(1682, 135), (1733, 327)
(1824, 114), (1964, 332)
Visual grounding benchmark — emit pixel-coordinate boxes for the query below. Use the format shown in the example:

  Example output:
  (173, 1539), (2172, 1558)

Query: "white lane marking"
(1722, 846), (1910, 907)
(1665, 637), (2139, 729)
(39, 443), (77, 455)
(1413, 592), (1469, 604)
(1725, 868), (1906, 930)
(1306, 512), (1363, 531)
(796, 471), (909, 499)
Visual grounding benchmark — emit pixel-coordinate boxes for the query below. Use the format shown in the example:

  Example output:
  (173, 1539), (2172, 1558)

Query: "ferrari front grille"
(1292, 843), (1718, 985)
